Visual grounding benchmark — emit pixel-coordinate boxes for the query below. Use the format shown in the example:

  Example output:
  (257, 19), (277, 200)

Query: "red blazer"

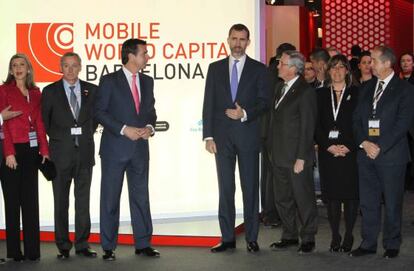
(0, 81), (49, 157)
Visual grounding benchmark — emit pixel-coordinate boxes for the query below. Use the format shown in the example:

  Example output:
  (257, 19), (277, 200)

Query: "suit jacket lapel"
(376, 75), (398, 115)
(236, 56), (252, 100)
(56, 79), (75, 120)
(116, 69), (137, 112)
(222, 57), (232, 103)
(275, 77), (302, 110)
(138, 73), (146, 108)
(78, 80), (90, 123)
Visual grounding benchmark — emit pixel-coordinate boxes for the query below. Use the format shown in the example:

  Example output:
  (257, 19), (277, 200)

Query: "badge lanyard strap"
(26, 93), (34, 130)
(372, 83), (385, 117)
(330, 85), (346, 124)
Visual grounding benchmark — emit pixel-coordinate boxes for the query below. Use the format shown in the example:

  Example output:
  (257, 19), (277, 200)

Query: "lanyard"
(26, 92), (34, 129)
(330, 85), (346, 122)
(372, 81), (385, 113)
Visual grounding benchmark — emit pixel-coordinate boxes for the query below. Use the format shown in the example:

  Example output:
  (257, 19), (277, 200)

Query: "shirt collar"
(63, 79), (80, 90)
(285, 75), (300, 90)
(379, 71), (394, 88)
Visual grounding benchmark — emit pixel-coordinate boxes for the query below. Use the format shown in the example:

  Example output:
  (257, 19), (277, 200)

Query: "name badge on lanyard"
(29, 131), (38, 147)
(329, 86), (345, 140)
(71, 127), (82, 135)
(368, 118), (380, 136)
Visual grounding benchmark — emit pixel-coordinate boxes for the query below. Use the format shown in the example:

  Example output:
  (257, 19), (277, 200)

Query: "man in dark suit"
(266, 50), (318, 253)
(202, 24), (270, 253)
(0, 106), (22, 264)
(94, 38), (158, 260)
(42, 52), (98, 259)
(350, 46), (414, 259)
(310, 48), (330, 89)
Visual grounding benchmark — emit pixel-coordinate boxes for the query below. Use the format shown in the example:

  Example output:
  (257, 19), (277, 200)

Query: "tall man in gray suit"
(42, 52), (98, 259)
(265, 51), (318, 253)
(0, 106), (22, 264)
(202, 24), (270, 253)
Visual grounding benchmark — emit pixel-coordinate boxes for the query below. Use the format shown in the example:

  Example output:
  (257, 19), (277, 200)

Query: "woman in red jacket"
(0, 54), (49, 262)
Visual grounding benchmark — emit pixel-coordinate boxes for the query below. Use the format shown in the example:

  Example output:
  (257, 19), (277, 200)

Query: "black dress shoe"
(13, 255), (25, 262)
(383, 249), (399, 259)
(340, 236), (353, 253)
(329, 237), (341, 252)
(135, 247), (160, 257)
(210, 241), (236, 253)
(0, 258), (5, 264)
(349, 247), (376, 257)
(57, 249), (70, 259)
(76, 247), (97, 258)
(102, 250), (115, 261)
(270, 239), (299, 250)
(247, 241), (260, 253)
(298, 242), (315, 253)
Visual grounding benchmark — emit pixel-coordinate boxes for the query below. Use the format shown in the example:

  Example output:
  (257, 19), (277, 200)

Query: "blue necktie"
(231, 60), (239, 102)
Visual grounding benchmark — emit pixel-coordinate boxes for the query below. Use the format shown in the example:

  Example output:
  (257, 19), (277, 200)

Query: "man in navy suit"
(350, 46), (414, 259)
(94, 38), (158, 260)
(202, 24), (270, 253)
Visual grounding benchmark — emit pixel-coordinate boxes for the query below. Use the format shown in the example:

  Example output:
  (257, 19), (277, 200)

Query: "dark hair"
(351, 45), (362, 57)
(358, 51), (371, 63)
(310, 48), (330, 63)
(373, 45), (396, 66)
(4, 53), (36, 89)
(276, 43), (296, 58)
(326, 54), (352, 87)
(121, 38), (147, 65)
(60, 52), (82, 67)
(399, 52), (414, 68)
(228, 24), (250, 40)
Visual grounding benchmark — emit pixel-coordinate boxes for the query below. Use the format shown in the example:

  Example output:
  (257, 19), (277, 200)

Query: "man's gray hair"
(284, 50), (305, 75)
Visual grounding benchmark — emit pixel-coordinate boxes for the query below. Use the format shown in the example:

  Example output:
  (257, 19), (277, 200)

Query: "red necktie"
(132, 74), (140, 113)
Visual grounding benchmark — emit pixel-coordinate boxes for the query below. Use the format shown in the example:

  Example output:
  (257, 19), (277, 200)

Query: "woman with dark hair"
(353, 51), (374, 86)
(399, 53), (414, 85)
(0, 53), (49, 261)
(315, 54), (359, 253)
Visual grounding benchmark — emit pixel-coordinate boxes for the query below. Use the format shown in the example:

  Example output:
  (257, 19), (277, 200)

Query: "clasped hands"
(225, 102), (244, 120)
(124, 126), (152, 141)
(361, 140), (380, 159)
(327, 145), (351, 157)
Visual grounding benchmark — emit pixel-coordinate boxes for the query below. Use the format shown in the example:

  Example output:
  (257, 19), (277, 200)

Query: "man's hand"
(225, 102), (244, 120)
(361, 140), (380, 159)
(293, 159), (305, 174)
(205, 139), (217, 154)
(123, 126), (141, 141)
(1, 105), (22, 121)
(137, 127), (152, 140)
(5, 155), (17, 170)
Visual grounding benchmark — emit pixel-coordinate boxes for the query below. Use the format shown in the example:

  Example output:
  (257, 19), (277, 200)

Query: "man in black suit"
(266, 50), (318, 253)
(95, 39), (158, 260)
(202, 24), (270, 253)
(310, 48), (330, 89)
(0, 106), (22, 264)
(350, 46), (414, 259)
(42, 52), (98, 259)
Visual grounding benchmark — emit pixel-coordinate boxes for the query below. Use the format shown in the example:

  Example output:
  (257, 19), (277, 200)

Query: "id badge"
(328, 130), (339, 139)
(368, 119), (380, 136)
(71, 127), (82, 135)
(28, 131), (38, 147)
